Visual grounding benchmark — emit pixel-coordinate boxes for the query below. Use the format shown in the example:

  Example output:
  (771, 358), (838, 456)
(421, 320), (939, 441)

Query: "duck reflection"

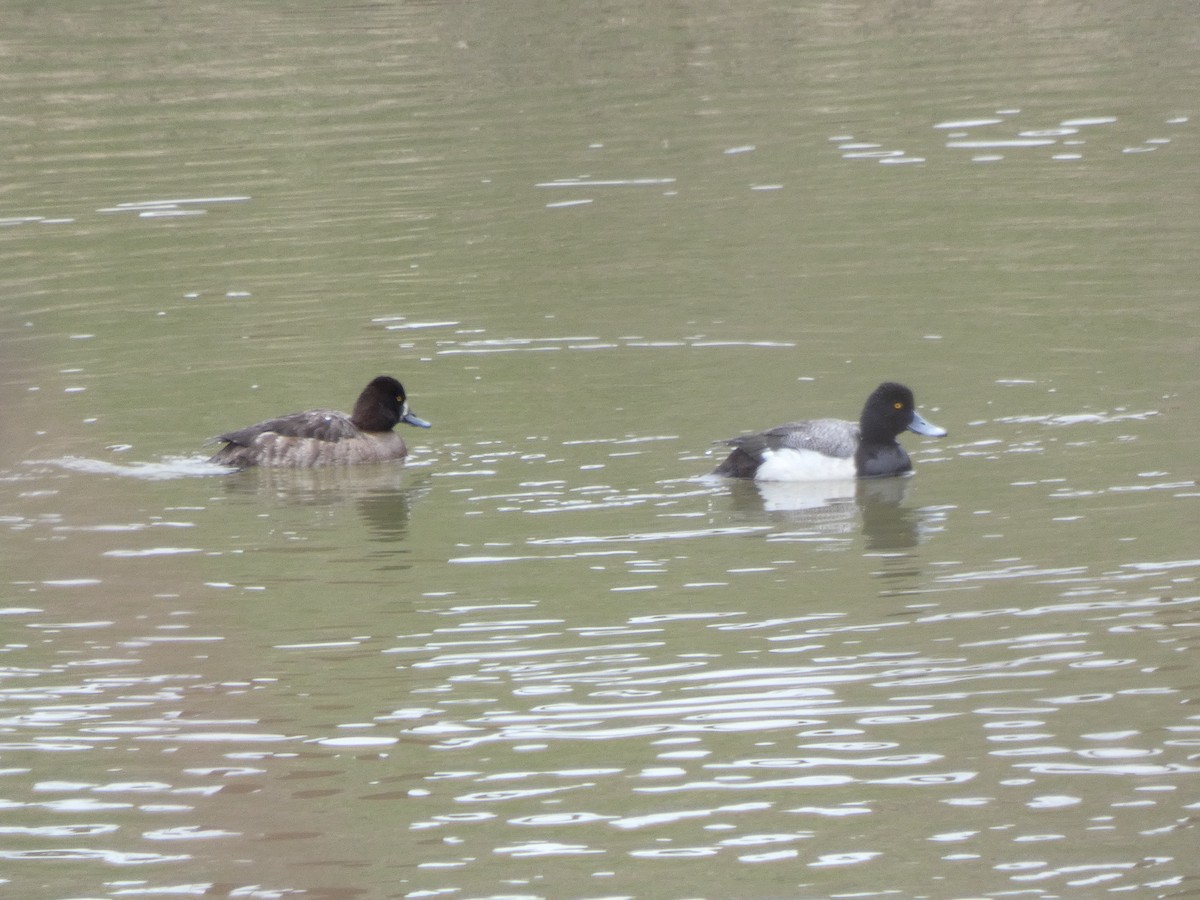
(725, 475), (926, 550)
(221, 461), (414, 501)
(857, 477), (923, 551)
(220, 464), (429, 557)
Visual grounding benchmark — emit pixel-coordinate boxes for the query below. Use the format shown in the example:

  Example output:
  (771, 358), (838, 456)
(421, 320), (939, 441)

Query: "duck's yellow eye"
(894, 402), (904, 410)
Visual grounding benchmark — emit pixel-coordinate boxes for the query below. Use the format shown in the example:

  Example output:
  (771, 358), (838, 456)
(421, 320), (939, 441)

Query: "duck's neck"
(351, 395), (399, 433)
(858, 415), (893, 445)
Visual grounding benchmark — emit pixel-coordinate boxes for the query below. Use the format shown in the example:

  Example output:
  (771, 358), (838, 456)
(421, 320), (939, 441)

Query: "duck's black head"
(352, 375), (432, 433)
(859, 382), (945, 443)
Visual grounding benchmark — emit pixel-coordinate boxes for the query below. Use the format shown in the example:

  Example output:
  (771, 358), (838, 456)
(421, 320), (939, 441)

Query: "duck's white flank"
(753, 446), (858, 482)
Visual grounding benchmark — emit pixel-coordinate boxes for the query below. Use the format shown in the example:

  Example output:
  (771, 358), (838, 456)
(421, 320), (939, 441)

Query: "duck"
(207, 375), (430, 468)
(712, 381), (945, 481)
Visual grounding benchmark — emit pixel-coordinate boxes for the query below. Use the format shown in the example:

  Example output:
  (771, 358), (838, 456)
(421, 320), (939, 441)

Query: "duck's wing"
(718, 418), (858, 460)
(208, 409), (359, 447)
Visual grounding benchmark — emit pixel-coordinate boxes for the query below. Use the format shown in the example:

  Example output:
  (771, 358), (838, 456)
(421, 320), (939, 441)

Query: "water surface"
(2, 2), (1198, 898)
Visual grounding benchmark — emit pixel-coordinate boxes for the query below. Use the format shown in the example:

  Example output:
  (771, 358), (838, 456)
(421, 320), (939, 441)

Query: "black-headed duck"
(208, 375), (430, 468)
(713, 381), (945, 481)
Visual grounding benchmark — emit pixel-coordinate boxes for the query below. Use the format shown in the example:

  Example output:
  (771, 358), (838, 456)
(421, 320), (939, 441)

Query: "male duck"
(208, 375), (430, 468)
(713, 381), (945, 481)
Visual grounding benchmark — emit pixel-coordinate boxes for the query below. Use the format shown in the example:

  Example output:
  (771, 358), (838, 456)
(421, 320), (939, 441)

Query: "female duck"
(713, 381), (945, 481)
(208, 375), (430, 468)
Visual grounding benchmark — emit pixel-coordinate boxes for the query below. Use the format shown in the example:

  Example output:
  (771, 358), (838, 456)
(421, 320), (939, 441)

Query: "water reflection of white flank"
(753, 479), (856, 512)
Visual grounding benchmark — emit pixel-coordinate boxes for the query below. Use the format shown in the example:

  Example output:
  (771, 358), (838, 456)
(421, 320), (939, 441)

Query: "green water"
(2, 2), (1197, 898)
